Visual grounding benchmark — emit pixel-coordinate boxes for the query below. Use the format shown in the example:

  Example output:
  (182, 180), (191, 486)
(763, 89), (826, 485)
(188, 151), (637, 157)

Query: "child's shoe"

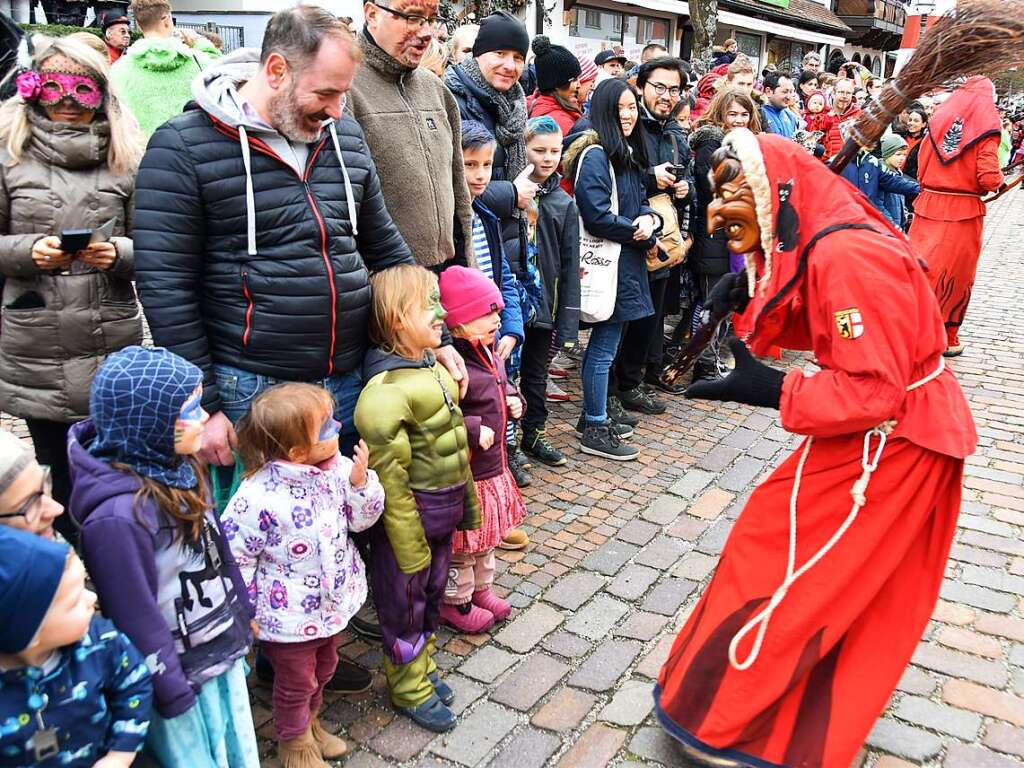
(310, 715), (348, 759)
(472, 588), (512, 622)
(429, 671), (456, 705)
(400, 692), (457, 733)
(278, 726), (329, 768)
(440, 601), (495, 633)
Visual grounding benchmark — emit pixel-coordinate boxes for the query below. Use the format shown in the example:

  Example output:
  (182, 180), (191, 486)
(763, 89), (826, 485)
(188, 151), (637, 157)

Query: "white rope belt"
(728, 357), (946, 671)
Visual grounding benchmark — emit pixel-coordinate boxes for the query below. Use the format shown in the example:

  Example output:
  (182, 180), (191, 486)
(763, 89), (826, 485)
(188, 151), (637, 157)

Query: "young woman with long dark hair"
(563, 78), (660, 461)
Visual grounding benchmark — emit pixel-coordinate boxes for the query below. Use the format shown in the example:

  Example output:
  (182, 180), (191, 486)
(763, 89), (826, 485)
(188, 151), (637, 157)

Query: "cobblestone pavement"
(3, 195), (1022, 768)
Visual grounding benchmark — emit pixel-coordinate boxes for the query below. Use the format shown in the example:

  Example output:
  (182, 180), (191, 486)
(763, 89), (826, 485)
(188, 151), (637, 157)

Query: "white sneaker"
(545, 377), (571, 402)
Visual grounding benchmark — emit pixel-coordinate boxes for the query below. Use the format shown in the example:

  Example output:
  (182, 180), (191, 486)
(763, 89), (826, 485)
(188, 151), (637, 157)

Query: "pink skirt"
(452, 468), (526, 554)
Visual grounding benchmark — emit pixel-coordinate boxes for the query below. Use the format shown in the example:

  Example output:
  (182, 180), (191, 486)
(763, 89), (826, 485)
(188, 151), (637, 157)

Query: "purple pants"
(371, 483), (467, 666)
(261, 633), (342, 740)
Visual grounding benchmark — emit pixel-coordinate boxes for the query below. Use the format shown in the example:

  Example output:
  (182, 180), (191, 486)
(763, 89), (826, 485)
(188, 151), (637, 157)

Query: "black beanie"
(532, 36), (582, 92)
(472, 11), (530, 58)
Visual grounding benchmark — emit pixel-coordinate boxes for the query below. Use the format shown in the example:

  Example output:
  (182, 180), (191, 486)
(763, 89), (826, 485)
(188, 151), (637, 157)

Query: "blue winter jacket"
(566, 131), (658, 324)
(880, 185), (909, 230)
(453, 196), (526, 343)
(841, 152), (920, 217)
(0, 617), (152, 767)
(761, 103), (800, 139)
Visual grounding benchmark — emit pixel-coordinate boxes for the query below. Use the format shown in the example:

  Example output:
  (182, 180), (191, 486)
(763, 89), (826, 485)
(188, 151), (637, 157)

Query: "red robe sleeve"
(779, 237), (917, 438)
(976, 135), (1004, 192)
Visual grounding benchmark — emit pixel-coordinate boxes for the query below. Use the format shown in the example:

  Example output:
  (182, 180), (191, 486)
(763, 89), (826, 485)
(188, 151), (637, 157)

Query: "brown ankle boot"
(278, 726), (329, 768)
(310, 715), (348, 759)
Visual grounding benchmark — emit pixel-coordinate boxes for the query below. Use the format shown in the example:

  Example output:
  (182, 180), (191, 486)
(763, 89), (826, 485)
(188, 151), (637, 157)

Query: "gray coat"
(0, 111), (141, 422)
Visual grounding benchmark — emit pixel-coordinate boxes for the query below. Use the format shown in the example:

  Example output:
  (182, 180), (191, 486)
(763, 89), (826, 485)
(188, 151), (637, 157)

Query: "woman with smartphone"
(0, 34), (143, 546)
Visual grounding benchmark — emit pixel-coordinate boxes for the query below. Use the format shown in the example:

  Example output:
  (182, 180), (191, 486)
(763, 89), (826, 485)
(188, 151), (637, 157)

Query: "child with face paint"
(66, 346), (259, 768)
(436, 266), (527, 634)
(220, 383), (384, 767)
(354, 265), (481, 734)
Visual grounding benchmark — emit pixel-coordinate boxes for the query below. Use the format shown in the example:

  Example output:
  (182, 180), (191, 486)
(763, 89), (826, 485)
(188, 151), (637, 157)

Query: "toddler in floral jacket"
(221, 383), (384, 768)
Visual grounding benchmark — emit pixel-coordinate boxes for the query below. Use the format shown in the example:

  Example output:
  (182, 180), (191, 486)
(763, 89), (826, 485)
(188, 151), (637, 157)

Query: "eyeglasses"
(371, 3), (448, 29)
(646, 82), (682, 98)
(0, 466), (52, 527)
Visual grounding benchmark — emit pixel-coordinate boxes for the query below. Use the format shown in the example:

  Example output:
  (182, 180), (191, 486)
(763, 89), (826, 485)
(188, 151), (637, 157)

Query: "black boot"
(522, 428), (568, 467)
(507, 448), (533, 487)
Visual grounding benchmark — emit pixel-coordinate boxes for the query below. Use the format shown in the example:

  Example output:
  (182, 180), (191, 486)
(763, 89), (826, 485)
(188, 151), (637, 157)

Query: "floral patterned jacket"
(221, 454), (384, 643)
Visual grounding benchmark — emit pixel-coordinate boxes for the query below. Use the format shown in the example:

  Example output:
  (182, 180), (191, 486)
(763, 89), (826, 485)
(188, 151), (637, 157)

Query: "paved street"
(3, 194), (1022, 767)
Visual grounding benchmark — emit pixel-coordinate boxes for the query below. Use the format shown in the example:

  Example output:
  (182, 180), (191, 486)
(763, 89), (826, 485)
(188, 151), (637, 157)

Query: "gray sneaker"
(607, 395), (640, 427)
(575, 414), (633, 439)
(580, 422), (640, 461)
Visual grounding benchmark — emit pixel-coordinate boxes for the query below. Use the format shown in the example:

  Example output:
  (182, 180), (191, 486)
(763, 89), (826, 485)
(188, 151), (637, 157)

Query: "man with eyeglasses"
(612, 56), (695, 414)
(348, 0), (476, 271)
(0, 430), (64, 542)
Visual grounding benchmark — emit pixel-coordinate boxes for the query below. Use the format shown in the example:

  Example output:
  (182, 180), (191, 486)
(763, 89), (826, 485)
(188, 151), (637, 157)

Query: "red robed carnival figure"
(909, 76), (1003, 358)
(655, 130), (977, 768)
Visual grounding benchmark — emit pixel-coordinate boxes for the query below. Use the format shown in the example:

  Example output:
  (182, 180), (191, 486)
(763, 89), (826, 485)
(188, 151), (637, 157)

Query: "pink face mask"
(16, 70), (104, 111)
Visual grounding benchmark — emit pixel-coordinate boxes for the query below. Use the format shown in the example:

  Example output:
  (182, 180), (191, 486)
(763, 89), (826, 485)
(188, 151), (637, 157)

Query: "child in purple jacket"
(67, 346), (258, 767)
(437, 267), (527, 634)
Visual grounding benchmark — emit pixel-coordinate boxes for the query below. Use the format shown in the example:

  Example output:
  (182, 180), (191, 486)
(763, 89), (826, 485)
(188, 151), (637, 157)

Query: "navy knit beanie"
(532, 36), (582, 92)
(0, 526), (69, 653)
(472, 11), (529, 58)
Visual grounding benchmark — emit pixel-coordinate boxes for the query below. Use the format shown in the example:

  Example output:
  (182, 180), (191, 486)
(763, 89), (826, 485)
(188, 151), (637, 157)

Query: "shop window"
(636, 16), (668, 46)
(734, 31), (762, 74)
(571, 6), (621, 41)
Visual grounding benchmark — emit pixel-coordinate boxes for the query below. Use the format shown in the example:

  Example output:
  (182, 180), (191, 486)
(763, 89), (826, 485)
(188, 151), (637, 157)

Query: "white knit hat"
(0, 430), (32, 497)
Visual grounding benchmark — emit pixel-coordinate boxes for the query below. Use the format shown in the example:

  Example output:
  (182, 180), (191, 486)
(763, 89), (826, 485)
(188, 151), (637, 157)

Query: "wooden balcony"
(836, 0), (906, 49)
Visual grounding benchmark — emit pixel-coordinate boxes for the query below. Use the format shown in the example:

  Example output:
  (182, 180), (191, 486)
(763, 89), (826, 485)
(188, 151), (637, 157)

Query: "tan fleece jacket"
(347, 32), (474, 268)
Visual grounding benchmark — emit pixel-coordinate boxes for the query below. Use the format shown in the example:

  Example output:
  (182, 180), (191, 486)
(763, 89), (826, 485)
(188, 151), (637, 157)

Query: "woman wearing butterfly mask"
(0, 34), (144, 546)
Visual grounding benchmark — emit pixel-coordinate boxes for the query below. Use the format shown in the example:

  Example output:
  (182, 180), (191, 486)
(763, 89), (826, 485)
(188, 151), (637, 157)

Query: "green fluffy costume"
(110, 35), (221, 137)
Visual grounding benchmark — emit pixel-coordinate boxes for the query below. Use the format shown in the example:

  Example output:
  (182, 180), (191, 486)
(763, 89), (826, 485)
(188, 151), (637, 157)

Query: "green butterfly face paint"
(429, 290), (448, 322)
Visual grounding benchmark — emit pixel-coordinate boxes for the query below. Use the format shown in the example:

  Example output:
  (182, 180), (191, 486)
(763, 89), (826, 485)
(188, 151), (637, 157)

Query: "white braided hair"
(722, 128), (774, 298)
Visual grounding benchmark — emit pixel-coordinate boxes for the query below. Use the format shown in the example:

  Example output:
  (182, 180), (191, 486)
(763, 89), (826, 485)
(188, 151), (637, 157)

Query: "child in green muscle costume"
(354, 265), (479, 734)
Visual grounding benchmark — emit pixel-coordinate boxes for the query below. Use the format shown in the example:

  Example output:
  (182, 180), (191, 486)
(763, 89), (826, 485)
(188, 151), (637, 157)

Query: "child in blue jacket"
(0, 527), (152, 767)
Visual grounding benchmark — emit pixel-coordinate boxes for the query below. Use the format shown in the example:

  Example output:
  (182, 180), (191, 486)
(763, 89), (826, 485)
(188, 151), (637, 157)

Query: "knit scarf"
(459, 57), (528, 180)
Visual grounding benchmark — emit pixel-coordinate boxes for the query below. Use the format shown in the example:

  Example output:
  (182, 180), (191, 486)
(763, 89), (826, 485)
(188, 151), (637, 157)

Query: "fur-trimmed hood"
(562, 129), (600, 180)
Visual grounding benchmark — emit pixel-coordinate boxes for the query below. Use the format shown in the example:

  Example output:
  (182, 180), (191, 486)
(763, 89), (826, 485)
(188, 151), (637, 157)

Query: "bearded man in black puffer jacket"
(134, 6), (468, 466)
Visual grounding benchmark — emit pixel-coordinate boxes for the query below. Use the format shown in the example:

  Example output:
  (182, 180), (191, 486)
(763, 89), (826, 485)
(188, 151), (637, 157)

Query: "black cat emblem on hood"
(776, 180), (799, 252)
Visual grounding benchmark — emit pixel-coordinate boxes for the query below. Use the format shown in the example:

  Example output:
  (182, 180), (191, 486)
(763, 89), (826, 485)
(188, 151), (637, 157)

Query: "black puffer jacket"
(133, 53), (413, 413)
(689, 124), (730, 278)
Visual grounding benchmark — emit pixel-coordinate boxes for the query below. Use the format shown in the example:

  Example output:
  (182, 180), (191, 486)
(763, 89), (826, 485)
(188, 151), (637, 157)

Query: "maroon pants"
(261, 633), (342, 740)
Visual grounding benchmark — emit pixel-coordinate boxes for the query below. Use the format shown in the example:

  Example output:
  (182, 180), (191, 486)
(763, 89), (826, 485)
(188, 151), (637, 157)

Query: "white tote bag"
(574, 144), (621, 324)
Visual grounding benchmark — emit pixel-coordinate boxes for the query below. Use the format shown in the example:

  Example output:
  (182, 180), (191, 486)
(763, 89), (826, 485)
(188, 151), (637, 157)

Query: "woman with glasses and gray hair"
(0, 429), (64, 541)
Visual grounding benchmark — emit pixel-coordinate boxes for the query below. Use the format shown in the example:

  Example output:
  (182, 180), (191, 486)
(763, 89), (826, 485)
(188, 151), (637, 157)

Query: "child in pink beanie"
(437, 266), (527, 634)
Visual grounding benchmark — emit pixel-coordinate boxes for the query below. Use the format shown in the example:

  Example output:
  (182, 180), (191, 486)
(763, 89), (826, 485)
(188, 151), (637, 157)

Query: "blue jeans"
(213, 363), (363, 455)
(582, 321), (625, 423)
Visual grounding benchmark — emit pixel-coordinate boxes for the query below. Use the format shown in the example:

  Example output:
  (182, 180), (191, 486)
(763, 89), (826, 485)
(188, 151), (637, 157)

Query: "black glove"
(685, 338), (785, 409)
(707, 270), (752, 317)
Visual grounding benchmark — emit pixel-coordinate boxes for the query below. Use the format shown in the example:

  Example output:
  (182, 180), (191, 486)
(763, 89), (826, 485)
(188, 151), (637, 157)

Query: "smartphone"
(60, 229), (93, 254)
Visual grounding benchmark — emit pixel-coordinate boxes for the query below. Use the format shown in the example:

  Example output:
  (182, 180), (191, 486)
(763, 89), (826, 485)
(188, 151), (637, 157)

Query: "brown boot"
(310, 715), (348, 759)
(277, 726), (329, 768)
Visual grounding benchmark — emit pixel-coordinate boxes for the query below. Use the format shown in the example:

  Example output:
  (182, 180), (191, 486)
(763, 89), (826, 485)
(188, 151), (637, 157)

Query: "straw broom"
(832, 0), (1024, 172)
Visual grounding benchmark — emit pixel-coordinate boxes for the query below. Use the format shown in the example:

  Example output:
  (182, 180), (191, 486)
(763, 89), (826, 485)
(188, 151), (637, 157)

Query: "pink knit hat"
(438, 266), (504, 328)
(577, 54), (598, 84)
